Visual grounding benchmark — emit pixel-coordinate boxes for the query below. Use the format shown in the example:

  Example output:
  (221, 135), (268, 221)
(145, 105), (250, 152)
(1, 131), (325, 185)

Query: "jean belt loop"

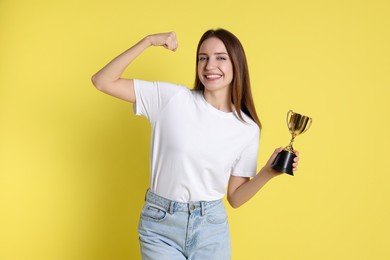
(168, 201), (174, 214)
(144, 188), (149, 201)
(201, 201), (205, 216)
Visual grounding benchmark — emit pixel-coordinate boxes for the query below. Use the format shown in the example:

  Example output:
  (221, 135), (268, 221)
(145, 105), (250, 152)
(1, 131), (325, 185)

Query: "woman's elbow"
(227, 196), (242, 209)
(91, 74), (99, 89)
(91, 74), (105, 91)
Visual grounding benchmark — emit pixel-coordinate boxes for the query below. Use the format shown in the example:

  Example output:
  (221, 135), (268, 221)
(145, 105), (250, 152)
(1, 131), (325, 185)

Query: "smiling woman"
(91, 28), (299, 259)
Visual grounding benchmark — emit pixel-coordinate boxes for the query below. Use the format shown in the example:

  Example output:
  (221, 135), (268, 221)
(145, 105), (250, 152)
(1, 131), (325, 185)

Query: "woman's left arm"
(227, 147), (299, 208)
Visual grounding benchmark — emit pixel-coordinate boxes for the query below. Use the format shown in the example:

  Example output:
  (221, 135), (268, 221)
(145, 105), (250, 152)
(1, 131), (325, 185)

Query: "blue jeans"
(138, 190), (231, 260)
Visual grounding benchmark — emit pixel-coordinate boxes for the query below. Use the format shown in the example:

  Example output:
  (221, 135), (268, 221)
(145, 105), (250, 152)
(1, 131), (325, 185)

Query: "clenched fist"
(146, 32), (178, 52)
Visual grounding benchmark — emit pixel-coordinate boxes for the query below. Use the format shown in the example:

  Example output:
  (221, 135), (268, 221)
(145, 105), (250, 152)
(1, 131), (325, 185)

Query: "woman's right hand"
(146, 32), (178, 52)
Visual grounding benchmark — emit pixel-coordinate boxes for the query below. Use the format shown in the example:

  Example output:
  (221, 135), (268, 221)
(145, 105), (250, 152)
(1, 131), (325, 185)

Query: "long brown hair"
(193, 29), (262, 128)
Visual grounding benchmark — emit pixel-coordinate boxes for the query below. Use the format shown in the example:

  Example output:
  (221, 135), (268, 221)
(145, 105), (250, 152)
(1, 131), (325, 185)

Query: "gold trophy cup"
(271, 110), (312, 175)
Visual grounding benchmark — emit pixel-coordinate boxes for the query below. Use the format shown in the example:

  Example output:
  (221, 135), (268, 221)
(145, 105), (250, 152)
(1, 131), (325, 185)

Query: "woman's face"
(197, 37), (233, 95)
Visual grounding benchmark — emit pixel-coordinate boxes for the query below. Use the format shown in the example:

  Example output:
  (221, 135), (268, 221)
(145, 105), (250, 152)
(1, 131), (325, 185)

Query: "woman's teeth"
(206, 75), (221, 79)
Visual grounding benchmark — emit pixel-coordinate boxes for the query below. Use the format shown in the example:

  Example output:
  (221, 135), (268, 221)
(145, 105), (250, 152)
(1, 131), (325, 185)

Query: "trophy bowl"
(271, 110), (312, 175)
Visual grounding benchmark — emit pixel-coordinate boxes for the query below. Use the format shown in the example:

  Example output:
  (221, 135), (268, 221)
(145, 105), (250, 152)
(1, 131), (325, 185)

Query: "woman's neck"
(203, 89), (234, 113)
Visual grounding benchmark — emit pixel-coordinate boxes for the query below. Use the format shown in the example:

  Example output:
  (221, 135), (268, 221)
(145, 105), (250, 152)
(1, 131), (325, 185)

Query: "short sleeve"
(133, 79), (187, 123)
(231, 130), (260, 178)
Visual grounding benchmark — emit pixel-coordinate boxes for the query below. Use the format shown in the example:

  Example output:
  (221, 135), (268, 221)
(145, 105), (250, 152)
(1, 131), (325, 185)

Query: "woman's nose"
(205, 59), (216, 70)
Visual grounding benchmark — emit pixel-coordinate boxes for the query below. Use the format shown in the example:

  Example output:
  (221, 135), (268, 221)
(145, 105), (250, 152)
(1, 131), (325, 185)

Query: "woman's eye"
(198, 56), (207, 61)
(217, 56), (227, 60)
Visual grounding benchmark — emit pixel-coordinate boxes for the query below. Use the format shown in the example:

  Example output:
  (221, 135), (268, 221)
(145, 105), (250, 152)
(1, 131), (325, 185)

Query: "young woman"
(92, 29), (299, 260)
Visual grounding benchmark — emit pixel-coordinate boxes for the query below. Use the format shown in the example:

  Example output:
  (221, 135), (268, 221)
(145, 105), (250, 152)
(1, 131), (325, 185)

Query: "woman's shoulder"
(134, 79), (191, 96)
(135, 79), (187, 89)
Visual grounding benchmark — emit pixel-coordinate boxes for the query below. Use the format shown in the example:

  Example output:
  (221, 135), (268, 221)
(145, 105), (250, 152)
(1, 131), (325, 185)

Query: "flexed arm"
(91, 32), (178, 102)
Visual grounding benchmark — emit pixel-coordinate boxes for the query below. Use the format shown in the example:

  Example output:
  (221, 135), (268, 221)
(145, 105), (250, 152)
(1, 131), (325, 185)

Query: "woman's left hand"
(292, 150), (300, 172)
(261, 147), (300, 178)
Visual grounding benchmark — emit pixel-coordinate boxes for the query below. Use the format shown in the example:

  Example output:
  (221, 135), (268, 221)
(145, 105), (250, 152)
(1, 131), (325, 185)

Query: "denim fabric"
(138, 190), (231, 260)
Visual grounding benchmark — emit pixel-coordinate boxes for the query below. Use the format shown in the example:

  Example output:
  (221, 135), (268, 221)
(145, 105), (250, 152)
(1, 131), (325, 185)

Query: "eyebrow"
(198, 52), (229, 56)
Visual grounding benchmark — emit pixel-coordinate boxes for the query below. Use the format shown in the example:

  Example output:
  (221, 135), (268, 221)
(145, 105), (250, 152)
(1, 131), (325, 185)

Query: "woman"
(92, 29), (299, 260)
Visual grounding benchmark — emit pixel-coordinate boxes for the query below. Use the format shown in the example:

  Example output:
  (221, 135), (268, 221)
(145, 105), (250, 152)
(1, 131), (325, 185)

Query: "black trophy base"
(271, 150), (296, 176)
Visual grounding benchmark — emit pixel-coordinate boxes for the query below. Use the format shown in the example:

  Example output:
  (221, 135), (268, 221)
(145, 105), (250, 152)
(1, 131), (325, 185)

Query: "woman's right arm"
(91, 32), (178, 103)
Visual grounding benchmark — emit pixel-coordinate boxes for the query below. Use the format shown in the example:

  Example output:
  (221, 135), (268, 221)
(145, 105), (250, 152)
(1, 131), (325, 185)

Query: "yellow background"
(1, 0), (389, 259)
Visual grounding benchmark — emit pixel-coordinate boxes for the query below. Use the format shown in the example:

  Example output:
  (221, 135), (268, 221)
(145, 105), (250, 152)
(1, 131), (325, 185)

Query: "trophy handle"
(301, 117), (312, 134)
(286, 110), (294, 128)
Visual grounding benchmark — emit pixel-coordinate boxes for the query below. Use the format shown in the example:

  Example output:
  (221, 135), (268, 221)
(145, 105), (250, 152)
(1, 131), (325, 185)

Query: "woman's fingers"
(149, 32), (178, 51)
(292, 150), (300, 171)
(164, 32), (178, 51)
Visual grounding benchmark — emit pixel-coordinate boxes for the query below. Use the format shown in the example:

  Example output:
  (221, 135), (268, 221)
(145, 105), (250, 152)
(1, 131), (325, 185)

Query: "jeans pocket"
(141, 203), (167, 222)
(206, 213), (227, 224)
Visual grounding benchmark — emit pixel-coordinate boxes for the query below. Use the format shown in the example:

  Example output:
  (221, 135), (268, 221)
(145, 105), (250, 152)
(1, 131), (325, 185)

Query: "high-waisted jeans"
(138, 190), (231, 260)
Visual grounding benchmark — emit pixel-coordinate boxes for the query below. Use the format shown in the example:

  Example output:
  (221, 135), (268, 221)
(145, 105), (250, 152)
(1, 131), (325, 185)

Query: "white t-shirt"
(133, 79), (260, 202)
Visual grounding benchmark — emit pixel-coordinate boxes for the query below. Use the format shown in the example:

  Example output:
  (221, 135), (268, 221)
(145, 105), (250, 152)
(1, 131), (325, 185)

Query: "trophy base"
(271, 150), (296, 176)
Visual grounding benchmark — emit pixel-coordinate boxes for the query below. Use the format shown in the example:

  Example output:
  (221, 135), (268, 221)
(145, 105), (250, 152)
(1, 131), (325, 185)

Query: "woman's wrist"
(259, 166), (279, 180)
(141, 35), (153, 48)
